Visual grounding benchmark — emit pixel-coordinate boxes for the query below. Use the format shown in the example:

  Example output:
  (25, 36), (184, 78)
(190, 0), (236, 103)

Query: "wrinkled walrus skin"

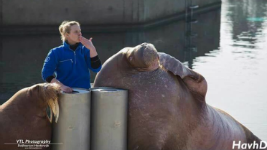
(94, 43), (266, 150)
(0, 83), (60, 150)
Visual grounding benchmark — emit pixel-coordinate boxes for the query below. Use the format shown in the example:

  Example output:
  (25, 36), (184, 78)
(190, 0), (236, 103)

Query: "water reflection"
(0, 8), (221, 104)
(193, 0), (267, 140)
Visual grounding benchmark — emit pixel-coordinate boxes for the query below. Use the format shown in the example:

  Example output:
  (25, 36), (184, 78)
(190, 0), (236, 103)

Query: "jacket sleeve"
(41, 49), (58, 81)
(84, 47), (102, 73)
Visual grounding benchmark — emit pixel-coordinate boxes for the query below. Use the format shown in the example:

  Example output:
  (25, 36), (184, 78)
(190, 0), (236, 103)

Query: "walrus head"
(27, 83), (61, 123)
(126, 43), (159, 71)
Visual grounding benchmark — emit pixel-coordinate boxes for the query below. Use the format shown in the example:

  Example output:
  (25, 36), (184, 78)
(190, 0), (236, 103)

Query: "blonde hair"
(59, 21), (80, 42)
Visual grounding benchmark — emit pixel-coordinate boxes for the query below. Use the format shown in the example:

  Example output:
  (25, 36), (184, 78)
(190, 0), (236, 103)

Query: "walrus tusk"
(47, 97), (60, 123)
(54, 99), (59, 123)
(49, 106), (53, 123)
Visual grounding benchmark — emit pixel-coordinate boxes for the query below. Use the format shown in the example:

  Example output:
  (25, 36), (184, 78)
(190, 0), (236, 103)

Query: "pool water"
(194, 0), (267, 140)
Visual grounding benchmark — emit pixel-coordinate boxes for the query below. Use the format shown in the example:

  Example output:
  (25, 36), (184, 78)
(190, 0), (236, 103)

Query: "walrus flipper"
(158, 52), (207, 102)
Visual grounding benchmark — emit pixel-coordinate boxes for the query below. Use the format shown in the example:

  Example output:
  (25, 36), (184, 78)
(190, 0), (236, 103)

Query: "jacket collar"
(63, 41), (82, 51)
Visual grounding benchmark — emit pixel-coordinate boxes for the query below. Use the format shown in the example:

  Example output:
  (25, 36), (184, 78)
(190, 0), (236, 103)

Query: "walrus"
(94, 43), (266, 150)
(0, 83), (60, 150)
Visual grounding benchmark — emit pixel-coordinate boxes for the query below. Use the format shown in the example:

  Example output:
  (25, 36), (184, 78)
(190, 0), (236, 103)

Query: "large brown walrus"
(94, 43), (266, 150)
(0, 83), (60, 150)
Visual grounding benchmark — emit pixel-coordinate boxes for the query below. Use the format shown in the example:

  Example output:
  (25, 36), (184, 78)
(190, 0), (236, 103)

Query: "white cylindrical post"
(52, 88), (91, 150)
(91, 87), (128, 150)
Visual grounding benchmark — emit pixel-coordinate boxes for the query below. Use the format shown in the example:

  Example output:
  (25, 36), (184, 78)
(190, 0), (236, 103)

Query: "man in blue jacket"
(42, 21), (102, 93)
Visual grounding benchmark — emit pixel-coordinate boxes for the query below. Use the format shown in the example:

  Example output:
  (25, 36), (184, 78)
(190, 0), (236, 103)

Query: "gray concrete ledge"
(0, 1), (221, 36)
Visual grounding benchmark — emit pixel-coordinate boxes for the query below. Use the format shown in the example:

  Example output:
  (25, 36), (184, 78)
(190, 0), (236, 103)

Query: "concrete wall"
(1, 0), (221, 26)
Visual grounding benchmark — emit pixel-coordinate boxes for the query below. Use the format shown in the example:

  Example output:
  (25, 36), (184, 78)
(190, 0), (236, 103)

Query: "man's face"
(66, 24), (82, 44)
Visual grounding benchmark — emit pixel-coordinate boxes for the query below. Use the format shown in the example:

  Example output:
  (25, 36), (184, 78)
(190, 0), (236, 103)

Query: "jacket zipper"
(74, 51), (76, 64)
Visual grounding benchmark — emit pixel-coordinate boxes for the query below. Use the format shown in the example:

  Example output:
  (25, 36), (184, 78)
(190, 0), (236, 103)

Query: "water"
(0, 0), (266, 141)
(194, 0), (267, 140)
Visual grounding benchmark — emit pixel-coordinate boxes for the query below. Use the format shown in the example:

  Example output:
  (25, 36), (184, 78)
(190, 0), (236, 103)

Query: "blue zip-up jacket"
(41, 42), (102, 89)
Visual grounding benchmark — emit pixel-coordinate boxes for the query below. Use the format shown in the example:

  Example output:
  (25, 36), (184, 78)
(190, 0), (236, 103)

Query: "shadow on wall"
(0, 8), (221, 104)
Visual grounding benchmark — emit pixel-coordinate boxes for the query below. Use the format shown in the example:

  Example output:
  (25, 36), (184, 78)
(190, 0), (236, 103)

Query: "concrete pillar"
(52, 88), (91, 150)
(91, 88), (128, 150)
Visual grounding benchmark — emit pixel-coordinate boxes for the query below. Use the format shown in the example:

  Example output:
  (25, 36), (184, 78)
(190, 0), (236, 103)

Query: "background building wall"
(0, 0), (221, 26)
